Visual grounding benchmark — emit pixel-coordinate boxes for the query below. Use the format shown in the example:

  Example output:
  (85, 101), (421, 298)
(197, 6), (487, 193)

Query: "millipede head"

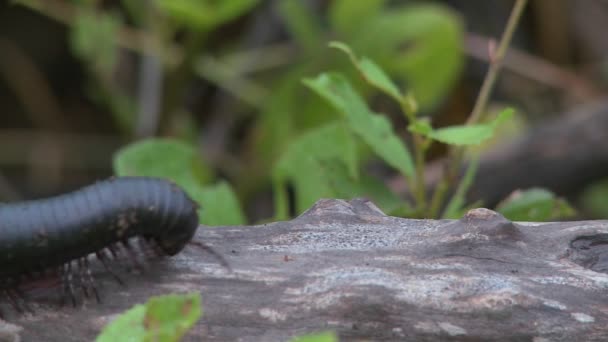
(156, 206), (200, 256)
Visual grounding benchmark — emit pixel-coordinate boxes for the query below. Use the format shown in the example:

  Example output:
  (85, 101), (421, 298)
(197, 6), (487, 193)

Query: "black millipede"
(0, 176), (225, 315)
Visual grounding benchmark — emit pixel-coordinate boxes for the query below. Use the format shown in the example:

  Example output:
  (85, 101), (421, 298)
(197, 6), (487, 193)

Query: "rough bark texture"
(4, 198), (608, 341)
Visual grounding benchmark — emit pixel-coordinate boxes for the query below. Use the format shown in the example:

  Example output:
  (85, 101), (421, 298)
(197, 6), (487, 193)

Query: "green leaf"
(96, 293), (202, 342)
(329, 0), (386, 34)
(192, 181), (246, 225)
(329, 41), (403, 104)
(345, 4), (464, 109)
(427, 108), (514, 146)
(121, 0), (147, 25)
(580, 178), (608, 218)
(157, 0), (259, 32)
(407, 119), (433, 136)
(303, 72), (415, 179)
(290, 331), (338, 342)
(273, 122), (358, 218)
(71, 10), (120, 74)
(113, 138), (212, 185)
(278, 0), (323, 53)
(143, 293), (202, 342)
(496, 188), (576, 222)
(96, 304), (146, 342)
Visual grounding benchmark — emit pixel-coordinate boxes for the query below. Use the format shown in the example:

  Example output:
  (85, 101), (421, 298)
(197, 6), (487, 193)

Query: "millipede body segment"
(0, 176), (201, 312)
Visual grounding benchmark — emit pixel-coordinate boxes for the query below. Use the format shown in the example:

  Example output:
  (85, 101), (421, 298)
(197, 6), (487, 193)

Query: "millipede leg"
(4, 289), (22, 313)
(122, 239), (144, 271)
(61, 262), (77, 307)
(11, 287), (33, 314)
(77, 258), (90, 299)
(95, 251), (124, 286)
(107, 244), (120, 259)
(148, 237), (166, 258)
(138, 237), (157, 260)
(83, 257), (101, 303)
(188, 240), (232, 271)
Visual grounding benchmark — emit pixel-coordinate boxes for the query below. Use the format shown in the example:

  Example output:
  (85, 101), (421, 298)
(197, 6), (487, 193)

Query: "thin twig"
(465, 33), (600, 102)
(135, 0), (164, 138)
(466, 0), (529, 125)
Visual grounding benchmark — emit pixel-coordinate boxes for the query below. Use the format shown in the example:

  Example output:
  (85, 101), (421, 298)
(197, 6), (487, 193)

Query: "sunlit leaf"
(157, 0), (259, 32)
(96, 304), (146, 342)
(96, 293), (202, 342)
(427, 108), (514, 146)
(289, 331), (338, 342)
(329, 41), (403, 104)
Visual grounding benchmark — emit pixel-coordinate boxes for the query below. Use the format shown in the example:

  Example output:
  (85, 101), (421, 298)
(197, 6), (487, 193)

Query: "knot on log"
(297, 198), (387, 221)
(569, 234), (608, 273)
(457, 208), (523, 242)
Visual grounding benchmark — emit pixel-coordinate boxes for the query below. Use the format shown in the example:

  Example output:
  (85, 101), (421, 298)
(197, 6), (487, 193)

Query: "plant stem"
(413, 134), (427, 215)
(430, 0), (528, 216)
(428, 171), (449, 218)
(467, 0), (528, 125)
(400, 98), (426, 216)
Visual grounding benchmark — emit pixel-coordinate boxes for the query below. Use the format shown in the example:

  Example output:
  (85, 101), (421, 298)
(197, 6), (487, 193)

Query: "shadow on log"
(4, 199), (608, 341)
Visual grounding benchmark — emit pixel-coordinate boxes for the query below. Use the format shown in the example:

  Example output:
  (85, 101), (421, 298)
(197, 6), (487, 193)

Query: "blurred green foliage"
(96, 293), (202, 342)
(114, 139), (245, 225)
(13, 0), (575, 224)
(496, 188), (576, 221)
(289, 331), (338, 342)
(254, 1), (464, 165)
(580, 179), (608, 218)
(71, 10), (120, 75)
(156, 0), (259, 32)
(304, 73), (415, 179)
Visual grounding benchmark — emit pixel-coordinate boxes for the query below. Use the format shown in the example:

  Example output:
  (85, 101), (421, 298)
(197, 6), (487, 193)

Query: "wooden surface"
(3, 198), (608, 341)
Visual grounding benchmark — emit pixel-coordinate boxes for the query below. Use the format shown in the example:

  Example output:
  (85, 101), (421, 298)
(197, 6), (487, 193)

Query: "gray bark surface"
(4, 199), (608, 341)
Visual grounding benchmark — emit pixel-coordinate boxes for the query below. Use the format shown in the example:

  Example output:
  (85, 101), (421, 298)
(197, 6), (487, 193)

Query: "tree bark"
(4, 198), (608, 341)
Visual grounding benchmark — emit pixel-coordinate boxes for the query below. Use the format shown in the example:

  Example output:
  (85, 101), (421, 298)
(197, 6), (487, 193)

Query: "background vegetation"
(1, 0), (607, 222)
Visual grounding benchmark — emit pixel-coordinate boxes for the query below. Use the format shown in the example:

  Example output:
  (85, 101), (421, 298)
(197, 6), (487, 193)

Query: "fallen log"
(4, 198), (608, 341)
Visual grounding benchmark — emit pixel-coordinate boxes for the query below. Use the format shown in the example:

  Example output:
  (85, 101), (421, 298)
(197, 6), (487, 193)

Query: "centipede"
(0, 176), (224, 315)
